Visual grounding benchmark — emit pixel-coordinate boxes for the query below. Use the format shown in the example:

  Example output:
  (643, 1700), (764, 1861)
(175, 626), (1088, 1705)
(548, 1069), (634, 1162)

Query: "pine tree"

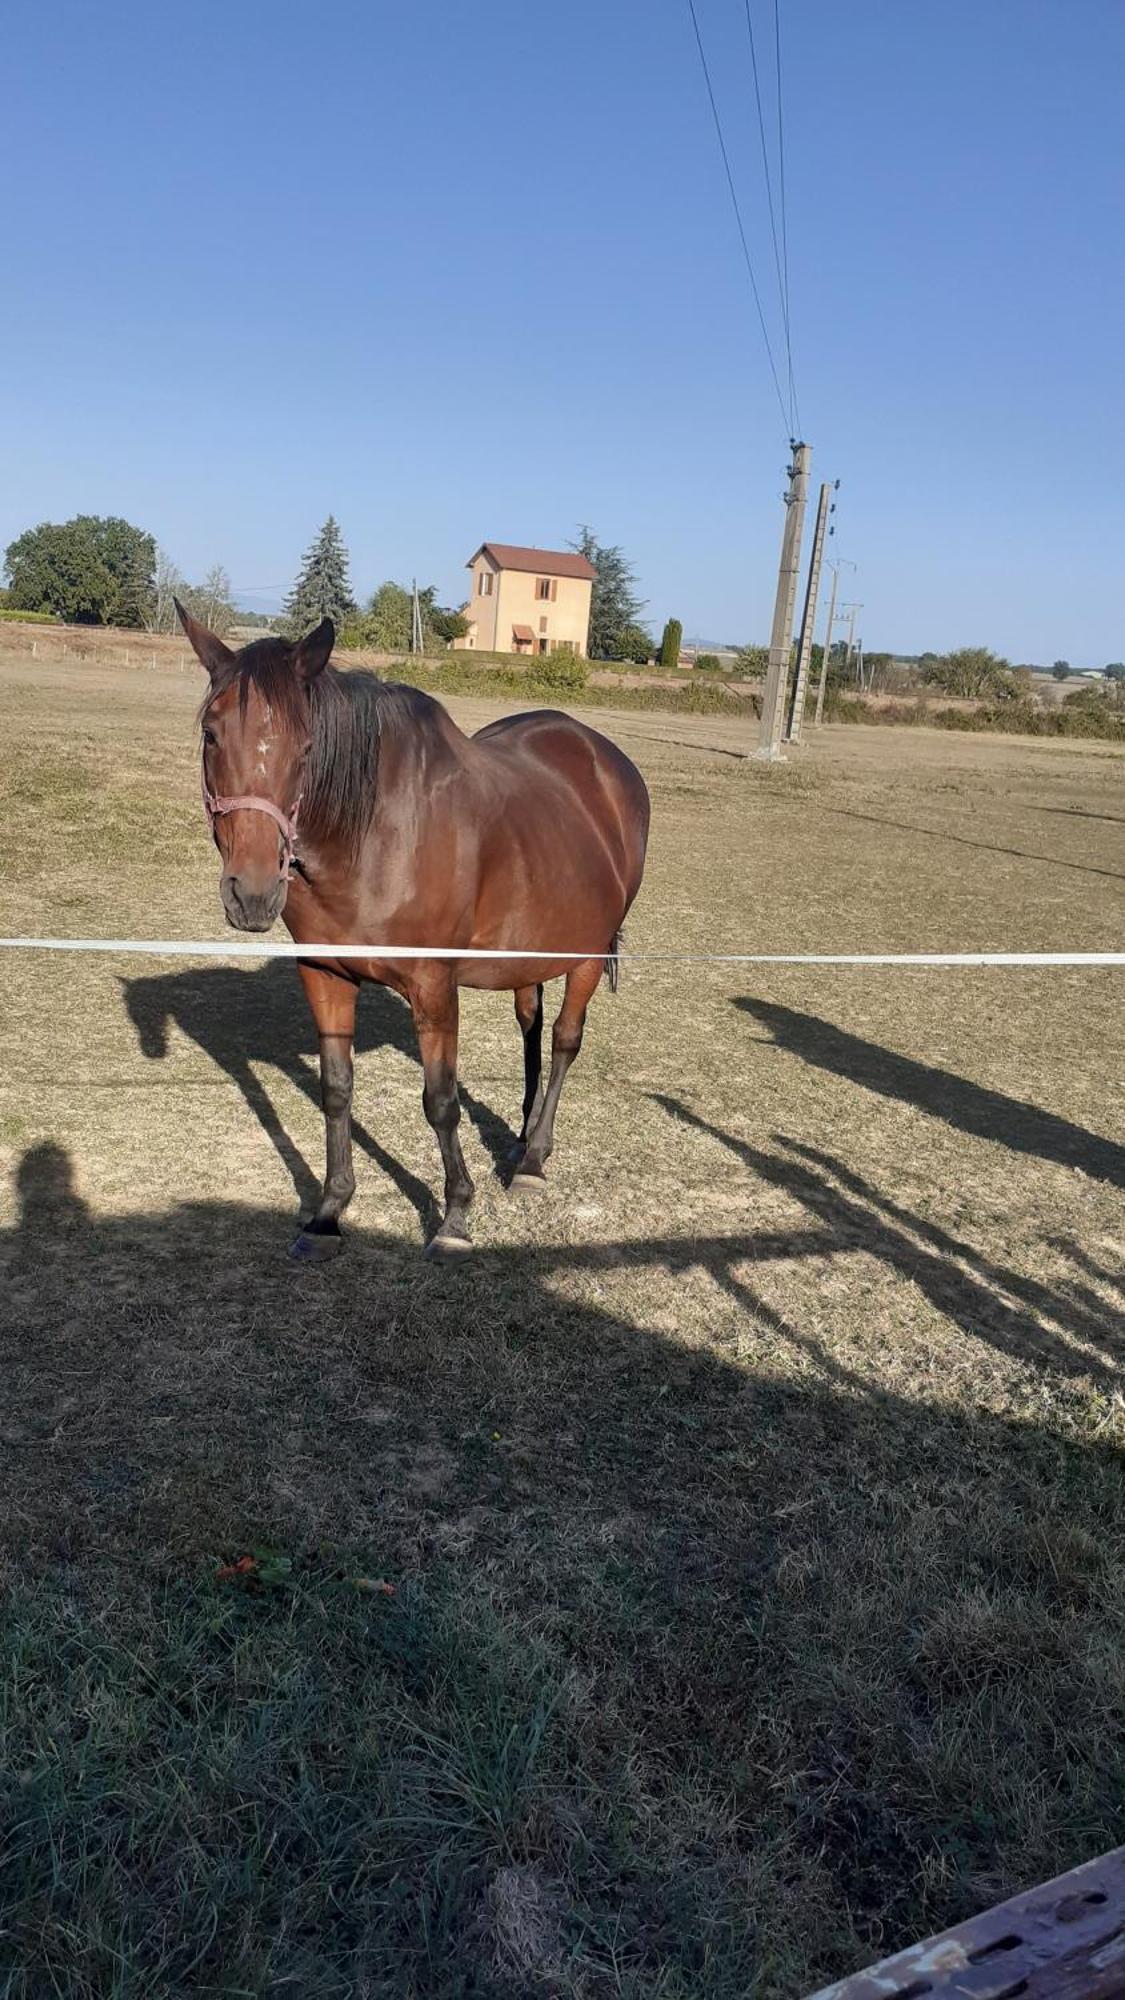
(282, 517), (356, 636)
(659, 618), (682, 672)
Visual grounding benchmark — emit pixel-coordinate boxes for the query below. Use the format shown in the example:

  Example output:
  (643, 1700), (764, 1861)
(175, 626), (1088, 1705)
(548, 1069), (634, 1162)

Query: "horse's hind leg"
(513, 956), (603, 1191)
(291, 964), (358, 1260)
(514, 984), (544, 1145)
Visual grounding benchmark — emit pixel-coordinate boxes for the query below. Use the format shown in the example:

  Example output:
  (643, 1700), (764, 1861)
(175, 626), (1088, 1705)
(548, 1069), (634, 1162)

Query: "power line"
(744, 1), (788, 426)
(773, 0), (798, 432)
(685, 0), (791, 436)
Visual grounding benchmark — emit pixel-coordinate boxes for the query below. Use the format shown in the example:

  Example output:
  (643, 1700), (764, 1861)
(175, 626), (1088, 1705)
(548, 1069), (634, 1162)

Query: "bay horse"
(175, 603), (650, 1256)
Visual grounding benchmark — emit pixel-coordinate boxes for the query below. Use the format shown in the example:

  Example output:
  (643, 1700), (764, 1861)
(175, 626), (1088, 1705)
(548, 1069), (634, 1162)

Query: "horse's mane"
(205, 642), (438, 854)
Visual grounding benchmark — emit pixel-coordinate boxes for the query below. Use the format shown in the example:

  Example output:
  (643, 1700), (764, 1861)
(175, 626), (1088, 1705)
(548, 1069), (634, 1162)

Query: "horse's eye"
(202, 728), (217, 747)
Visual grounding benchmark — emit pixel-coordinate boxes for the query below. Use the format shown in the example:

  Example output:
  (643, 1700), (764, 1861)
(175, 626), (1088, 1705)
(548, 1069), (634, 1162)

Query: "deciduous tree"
(4, 515), (156, 626)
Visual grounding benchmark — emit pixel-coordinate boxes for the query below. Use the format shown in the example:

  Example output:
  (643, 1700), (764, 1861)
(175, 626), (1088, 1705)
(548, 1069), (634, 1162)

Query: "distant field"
(0, 641), (1123, 1996)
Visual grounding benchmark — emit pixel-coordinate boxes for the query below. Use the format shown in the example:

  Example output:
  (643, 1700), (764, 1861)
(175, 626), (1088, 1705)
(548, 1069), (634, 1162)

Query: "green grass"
(0, 1317), (1121, 1997)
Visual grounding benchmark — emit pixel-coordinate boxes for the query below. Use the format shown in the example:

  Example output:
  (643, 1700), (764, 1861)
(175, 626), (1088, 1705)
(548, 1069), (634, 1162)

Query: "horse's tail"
(604, 929), (624, 994)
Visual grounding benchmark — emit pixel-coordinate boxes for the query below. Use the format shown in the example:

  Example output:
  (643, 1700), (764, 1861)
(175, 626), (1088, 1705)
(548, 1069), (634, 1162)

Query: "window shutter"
(551, 578), (558, 601)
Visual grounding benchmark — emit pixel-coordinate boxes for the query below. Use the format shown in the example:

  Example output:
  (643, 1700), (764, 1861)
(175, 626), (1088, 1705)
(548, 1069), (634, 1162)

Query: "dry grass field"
(0, 641), (1123, 1997)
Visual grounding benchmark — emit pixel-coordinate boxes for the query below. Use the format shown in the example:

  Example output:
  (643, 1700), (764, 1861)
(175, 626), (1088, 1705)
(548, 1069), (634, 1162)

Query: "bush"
(0, 607), (60, 624)
(1063, 683), (1110, 710)
(656, 678), (749, 716)
(612, 624), (654, 665)
(732, 644), (769, 678)
(525, 651), (590, 695)
(694, 653), (723, 674)
(428, 607), (469, 644)
(921, 647), (1014, 698)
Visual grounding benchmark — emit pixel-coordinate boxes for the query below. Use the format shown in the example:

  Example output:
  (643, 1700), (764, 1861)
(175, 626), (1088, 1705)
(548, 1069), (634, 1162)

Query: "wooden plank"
(806, 1846), (1125, 2000)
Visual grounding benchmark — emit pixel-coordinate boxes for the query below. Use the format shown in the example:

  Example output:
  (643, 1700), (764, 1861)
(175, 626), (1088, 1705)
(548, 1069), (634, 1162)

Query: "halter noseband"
(202, 771), (302, 880)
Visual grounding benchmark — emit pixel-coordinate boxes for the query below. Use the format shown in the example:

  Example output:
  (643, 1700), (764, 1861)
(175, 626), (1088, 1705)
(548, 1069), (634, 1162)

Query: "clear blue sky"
(2, 0), (1121, 663)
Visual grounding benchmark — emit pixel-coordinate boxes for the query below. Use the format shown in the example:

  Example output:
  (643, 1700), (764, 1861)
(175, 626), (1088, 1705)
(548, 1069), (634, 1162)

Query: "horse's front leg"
(410, 975), (475, 1257)
(291, 963), (359, 1259)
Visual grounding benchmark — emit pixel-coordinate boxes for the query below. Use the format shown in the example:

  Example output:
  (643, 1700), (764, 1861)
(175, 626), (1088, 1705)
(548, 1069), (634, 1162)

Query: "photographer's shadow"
(121, 960), (516, 1230)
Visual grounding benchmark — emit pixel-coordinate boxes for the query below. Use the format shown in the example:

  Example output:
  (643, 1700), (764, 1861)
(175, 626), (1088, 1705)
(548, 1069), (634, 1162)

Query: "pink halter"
(202, 767), (303, 879)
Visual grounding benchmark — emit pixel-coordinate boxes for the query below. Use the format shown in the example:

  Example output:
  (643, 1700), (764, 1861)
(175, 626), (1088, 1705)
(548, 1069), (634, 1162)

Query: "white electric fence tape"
(0, 940), (1122, 967)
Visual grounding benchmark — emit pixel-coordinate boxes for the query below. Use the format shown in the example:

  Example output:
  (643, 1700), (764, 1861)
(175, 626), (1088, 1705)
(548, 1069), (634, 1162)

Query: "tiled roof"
(470, 542), (596, 582)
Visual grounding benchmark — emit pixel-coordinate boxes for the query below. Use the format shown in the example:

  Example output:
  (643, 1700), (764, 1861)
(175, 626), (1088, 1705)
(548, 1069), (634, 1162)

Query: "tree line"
(916, 649), (1125, 695)
(0, 512), (673, 664)
(0, 515), (244, 637)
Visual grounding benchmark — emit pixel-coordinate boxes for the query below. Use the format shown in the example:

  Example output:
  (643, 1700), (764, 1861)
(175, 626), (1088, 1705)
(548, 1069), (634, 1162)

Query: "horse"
(174, 602), (651, 1257)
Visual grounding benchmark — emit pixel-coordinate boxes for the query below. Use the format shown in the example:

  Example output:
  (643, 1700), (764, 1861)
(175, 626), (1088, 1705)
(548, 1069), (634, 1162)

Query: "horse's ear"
(294, 617), (334, 683)
(175, 598), (235, 679)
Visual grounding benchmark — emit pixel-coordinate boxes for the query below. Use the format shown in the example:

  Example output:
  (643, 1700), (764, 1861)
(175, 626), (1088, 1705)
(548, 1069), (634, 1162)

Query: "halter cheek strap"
(202, 770), (302, 880)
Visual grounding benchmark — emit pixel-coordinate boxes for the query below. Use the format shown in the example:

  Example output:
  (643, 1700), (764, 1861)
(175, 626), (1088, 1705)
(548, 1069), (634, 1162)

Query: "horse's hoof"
(424, 1230), (473, 1261)
(511, 1167), (549, 1194)
(290, 1226), (343, 1263)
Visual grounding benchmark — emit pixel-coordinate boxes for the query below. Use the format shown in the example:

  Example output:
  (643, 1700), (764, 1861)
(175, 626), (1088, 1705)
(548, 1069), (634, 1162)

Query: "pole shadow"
(1032, 805), (1125, 827)
(813, 802), (1125, 883)
(651, 1095), (1125, 1385)
(735, 997), (1125, 1191)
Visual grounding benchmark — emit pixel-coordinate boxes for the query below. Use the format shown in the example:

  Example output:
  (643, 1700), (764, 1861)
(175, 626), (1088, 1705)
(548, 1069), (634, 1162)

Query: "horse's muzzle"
(220, 872), (288, 933)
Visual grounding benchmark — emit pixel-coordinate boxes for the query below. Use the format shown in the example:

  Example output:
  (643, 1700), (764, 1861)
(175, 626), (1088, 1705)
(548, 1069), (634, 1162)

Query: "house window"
(535, 578), (557, 601)
(538, 637), (549, 654)
(538, 616), (548, 632)
(478, 571), (494, 597)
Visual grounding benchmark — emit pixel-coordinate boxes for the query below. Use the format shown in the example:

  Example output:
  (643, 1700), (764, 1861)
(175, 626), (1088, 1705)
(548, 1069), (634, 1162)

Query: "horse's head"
(176, 600), (333, 931)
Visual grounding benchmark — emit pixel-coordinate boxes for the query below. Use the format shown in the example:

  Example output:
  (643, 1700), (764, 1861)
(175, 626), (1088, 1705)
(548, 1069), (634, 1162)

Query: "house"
(452, 543), (596, 657)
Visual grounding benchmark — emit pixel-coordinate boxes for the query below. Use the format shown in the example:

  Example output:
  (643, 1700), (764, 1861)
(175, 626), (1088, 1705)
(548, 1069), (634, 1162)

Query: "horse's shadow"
(121, 961), (518, 1229)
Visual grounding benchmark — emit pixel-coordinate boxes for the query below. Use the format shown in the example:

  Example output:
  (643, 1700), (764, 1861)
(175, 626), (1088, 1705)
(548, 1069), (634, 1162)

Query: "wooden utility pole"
(755, 441), (811, 763)
(786, 480), (831, 743)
